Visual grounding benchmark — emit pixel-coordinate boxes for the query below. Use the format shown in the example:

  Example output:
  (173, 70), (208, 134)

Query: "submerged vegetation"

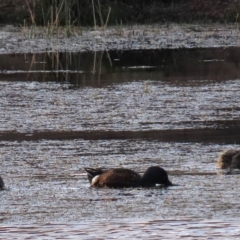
(0, 0), (240, 26)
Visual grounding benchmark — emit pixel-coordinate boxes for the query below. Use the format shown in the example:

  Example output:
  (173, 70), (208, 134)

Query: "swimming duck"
(216, 149), (240, 169)
(84, 166), (172, 188)
(0, 176), (5, 190)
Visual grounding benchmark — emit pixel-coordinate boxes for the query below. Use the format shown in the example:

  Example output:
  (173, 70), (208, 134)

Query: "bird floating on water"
(216, 149), (240, 170)
(84, 166), (173, 188)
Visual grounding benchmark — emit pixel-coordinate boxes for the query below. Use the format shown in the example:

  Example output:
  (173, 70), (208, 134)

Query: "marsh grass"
(21, 0), (112, 38)
(2, 0), (240, 26)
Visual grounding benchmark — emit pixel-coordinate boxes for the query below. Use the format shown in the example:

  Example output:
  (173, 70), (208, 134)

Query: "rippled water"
(0, 79), (240, 132)
(1, 219), (240, 239)
(0, 48), (240, 238)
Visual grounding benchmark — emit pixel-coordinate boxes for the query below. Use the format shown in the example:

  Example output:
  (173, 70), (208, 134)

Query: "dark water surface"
(0, 47), (240, 238)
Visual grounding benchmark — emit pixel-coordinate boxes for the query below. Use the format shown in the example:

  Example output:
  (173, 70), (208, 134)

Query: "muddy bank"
(0, 24), (240, 54)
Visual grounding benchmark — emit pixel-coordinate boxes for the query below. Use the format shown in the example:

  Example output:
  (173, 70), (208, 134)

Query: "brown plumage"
(84, 166), (172, 188)
(216, 149), (240, 169)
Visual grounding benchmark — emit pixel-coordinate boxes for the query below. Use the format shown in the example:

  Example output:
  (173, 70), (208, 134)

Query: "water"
(0, 47), (240, 238)
(1, 219), (240, 239)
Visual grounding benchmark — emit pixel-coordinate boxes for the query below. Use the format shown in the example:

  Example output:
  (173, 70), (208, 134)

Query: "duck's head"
(141, 166), (172, 187)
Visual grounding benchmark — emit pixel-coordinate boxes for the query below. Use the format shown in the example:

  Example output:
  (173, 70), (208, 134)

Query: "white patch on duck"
(91, 175), (100, 186)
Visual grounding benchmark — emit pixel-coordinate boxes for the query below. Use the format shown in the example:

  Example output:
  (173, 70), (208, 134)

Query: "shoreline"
(0, 24), (240, 54)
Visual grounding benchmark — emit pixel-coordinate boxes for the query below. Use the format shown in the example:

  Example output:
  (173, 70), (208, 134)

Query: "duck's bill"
(155, 181), (177, 187)
(164, 181), (178, 187)
(169, 182), (178, 186)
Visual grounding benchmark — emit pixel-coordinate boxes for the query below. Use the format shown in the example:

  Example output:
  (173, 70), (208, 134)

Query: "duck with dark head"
(84, 166), (173, 188)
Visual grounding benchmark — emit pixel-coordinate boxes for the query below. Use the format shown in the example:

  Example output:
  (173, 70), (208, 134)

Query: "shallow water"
(1, 219), (240, 239)
(0, 47), (240, 238)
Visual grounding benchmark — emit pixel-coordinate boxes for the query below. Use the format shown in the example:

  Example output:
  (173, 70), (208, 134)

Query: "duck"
(216, 149), (240, 169)
(0, 176), (5, 190)
(84, 166), (172, 188)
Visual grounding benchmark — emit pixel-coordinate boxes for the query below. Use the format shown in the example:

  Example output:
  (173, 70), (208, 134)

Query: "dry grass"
(1, 0), (240, 26)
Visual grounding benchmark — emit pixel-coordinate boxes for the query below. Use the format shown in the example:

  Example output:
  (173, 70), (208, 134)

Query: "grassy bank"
(0, 0), (240, 26)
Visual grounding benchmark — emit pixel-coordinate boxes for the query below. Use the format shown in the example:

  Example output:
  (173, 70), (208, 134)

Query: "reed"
(23, 0), (112, 28)
(4, 0), (239, 26)
(21, 0), (113, 37)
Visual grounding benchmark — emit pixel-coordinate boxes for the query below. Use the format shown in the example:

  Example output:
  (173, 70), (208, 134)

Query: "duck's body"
(216, 149), (240, 169)
(84, 166), (172, 188)
(231, 152), (240, 169)
(0, 176), (5, 190)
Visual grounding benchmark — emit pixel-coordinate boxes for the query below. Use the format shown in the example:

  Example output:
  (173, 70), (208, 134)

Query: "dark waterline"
(1, 47), (240, 87)
(0, 127), (240, 144)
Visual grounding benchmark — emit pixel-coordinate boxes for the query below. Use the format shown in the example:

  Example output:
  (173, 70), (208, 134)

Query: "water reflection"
(0, 47), (240, 87)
